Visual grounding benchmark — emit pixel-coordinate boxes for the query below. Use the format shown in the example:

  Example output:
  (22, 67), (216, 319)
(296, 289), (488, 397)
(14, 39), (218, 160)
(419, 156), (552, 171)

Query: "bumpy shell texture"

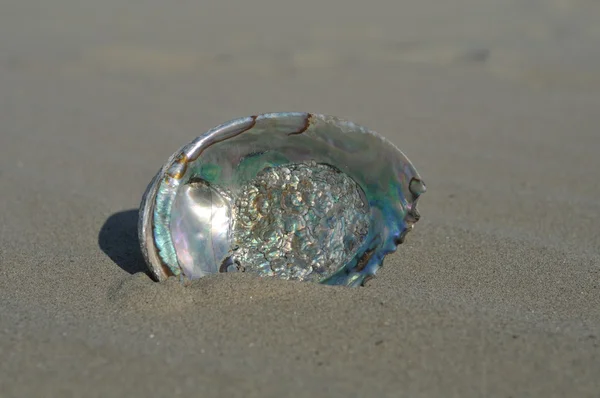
(139, 112), (425, 287)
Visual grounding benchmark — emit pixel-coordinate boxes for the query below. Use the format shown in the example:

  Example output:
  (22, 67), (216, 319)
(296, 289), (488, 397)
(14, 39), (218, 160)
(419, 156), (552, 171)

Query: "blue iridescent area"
(139, 113), (425, 286)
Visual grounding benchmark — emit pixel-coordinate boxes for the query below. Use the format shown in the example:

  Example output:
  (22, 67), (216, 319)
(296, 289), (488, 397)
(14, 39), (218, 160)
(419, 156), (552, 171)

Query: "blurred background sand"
(1, 0), (599, 396)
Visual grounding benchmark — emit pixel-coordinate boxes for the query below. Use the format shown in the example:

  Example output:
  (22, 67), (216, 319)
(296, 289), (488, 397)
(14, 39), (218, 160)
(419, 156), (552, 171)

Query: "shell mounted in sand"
(138, 113), (425, 287)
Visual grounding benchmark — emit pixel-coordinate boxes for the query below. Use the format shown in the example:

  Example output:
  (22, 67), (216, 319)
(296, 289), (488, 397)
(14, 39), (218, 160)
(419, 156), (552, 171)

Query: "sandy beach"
(1, 0), (599, 396)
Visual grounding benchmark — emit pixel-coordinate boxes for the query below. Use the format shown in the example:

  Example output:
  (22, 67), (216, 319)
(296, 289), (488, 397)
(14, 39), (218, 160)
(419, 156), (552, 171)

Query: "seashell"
(138, 113), (425, 287)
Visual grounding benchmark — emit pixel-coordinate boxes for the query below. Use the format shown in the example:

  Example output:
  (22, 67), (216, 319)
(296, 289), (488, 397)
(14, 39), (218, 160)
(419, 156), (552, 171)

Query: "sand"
(1, 0), (599, 396)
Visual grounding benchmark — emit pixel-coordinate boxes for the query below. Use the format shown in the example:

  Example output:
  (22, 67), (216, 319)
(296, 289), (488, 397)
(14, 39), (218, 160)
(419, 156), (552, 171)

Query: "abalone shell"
(138, 113), (425, 286)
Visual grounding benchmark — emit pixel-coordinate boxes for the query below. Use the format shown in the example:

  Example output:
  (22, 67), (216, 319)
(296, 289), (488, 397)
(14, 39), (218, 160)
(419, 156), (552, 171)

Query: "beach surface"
(1, 0), (599, 396)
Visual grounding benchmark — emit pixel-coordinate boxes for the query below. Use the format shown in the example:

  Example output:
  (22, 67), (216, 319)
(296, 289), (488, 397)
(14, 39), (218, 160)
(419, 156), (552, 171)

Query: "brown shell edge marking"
(165, 153), (190, 180)
(287, 113), (312, 136)
(354, 248), (376, 273)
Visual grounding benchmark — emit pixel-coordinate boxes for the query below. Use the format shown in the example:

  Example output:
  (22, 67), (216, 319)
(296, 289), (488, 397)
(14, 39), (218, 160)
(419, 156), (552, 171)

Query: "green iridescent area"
(233, 151), (291, 186)
(192, 163), (221, 184)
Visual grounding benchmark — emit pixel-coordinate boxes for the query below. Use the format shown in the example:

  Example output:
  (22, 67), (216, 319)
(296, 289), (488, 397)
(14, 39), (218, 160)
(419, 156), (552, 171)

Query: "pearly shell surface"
(139, 113), (425, 287)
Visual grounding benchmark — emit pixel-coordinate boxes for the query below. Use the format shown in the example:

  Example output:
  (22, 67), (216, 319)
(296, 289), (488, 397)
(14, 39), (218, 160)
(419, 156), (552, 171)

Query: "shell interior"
(139, 112), (425, 286)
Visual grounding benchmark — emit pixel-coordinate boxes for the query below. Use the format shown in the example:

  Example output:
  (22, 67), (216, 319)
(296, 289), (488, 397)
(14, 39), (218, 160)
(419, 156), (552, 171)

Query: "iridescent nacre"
(138, 113), (425, 286)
